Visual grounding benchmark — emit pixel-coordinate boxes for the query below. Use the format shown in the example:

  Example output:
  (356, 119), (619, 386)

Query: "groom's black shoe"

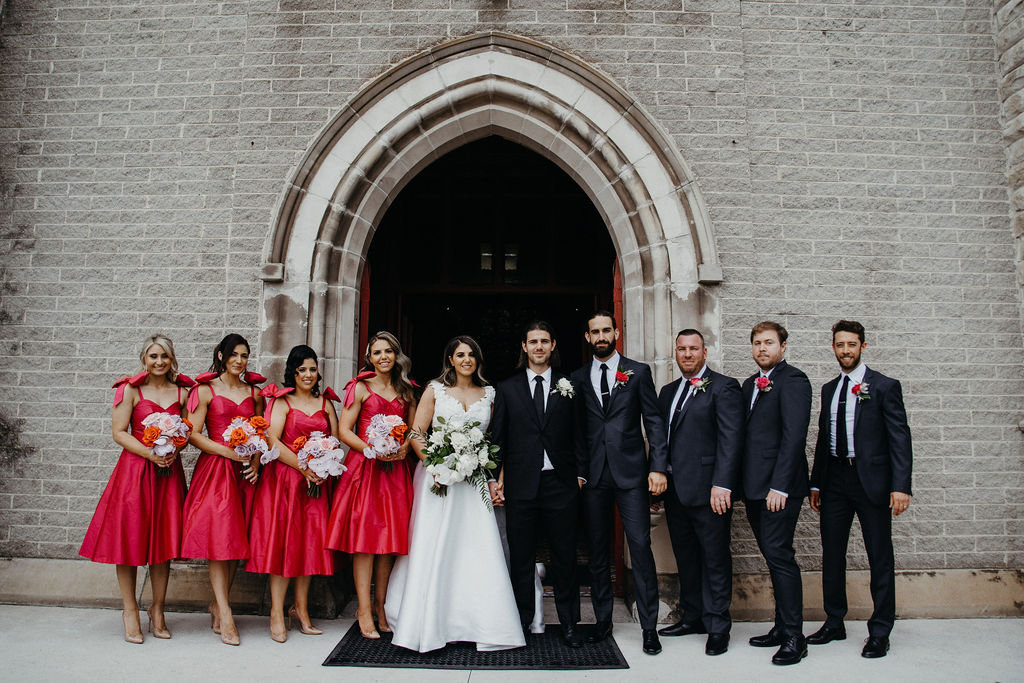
(657, 620), (706, 637)
(642, 629), (662, 655)
(585, 621), (613, 643)
(771, 635), (808, 665)
(561, 625), (583, 649)
(749, 626), (781, 647)
(705, 633), (730, 656)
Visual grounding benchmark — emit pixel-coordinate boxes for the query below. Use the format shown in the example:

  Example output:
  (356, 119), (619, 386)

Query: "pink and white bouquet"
(222, 415), (278, 482)
(421, 416), (500, 509)
(292, 431), (347, 498)
(363, 414), (409, 472)
(140, 412), (192, 476)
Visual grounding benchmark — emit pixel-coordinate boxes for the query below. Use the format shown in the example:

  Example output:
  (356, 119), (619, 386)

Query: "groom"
(490, 320), (584, 648)
(571, 311), (668, 656)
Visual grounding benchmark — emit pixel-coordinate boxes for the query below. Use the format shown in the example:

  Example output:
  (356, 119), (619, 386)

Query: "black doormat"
(322, 623), (629, 670)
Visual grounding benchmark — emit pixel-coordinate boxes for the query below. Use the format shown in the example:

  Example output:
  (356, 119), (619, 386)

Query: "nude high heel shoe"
(288, 606), (323, 635)
(146, 609), (171, 639)
(122, 610), (143, 645)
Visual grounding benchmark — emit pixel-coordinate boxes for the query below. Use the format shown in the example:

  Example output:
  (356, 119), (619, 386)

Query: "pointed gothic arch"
(261, 32), (722, 387)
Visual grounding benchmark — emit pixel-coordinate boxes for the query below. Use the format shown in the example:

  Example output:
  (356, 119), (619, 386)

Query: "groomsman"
(490, 321), (584, 648)
(809, 320), (912, 659)
(656, 329), (743, 657)
(740, 321), (811, 666)
(571, 311), (668, 656)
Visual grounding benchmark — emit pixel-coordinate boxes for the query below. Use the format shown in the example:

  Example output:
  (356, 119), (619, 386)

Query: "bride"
(385, 335), (526, 653)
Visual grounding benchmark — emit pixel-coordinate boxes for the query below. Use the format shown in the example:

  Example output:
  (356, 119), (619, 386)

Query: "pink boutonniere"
(852, 382), (870, 402)
(755, 376), (773, 392)
(614, 367), (633, 389)
(689, 376), (711, 392)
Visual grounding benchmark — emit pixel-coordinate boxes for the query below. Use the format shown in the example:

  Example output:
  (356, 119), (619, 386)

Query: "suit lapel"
(853, 367), (872, 434)
(823, 375), (840, 440)
(672, 369), (706, 432)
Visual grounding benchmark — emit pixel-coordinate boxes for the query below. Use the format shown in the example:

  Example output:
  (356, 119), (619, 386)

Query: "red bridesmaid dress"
(79, 373), (192, 566)
(180, 374), (264, 561)
(246, 393), (335, 577)
(325, 374), (414, 555)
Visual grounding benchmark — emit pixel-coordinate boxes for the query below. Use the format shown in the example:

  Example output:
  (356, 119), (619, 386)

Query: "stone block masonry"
(0, 1), (1020, 601)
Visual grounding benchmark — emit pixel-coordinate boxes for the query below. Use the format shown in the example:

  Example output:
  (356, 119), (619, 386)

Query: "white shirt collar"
(592, 351), (620, 372)
(686, 365), (708, 381)
(527, 367), (552, 384)
(841, 363), (868, 384)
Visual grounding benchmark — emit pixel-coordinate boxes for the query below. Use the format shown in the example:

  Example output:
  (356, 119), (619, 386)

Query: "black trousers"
(746, 495), (804, 637)
(505, 472), (580, 628)
(820, 460), (896, 638)
(583, 470), (659, 630)
(664, 483), (733, 635)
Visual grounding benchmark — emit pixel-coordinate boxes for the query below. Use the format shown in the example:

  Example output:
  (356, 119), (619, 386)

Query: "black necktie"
(599, 363), (610, 409)
(533, 375), (545, 420)
(836, 375), (850, 458)
(672, 382), (691, 428)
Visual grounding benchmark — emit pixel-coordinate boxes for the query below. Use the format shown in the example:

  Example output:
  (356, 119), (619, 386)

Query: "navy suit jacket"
(811, 366), (913, 506)
(740, 359), (812, 500)
(570, 355), (668, 489)
(491, 369), (583, 501)
(658, 368), (744, 506)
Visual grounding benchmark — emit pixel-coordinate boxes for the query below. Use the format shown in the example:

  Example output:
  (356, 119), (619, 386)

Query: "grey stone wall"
(0, 1), (1021, 575)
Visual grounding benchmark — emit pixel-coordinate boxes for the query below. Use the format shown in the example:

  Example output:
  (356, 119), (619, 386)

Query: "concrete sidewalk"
(2, 604), (1021, 682)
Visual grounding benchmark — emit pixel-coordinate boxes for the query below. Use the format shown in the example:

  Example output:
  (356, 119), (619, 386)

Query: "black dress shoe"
(658, 620), (707, 637)
(772, 635), (808, 665)
(806, 623), (846, 645)
(861, 636), (890, 658)
(642, 629), (662, 655)
(585, 621), (613, 643)
(749, 626), (781, 648)
(705, 633), (729, 656)
(561, 625), (583, 649)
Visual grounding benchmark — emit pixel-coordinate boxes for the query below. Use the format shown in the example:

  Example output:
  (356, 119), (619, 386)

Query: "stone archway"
(261, 32), (722, 387)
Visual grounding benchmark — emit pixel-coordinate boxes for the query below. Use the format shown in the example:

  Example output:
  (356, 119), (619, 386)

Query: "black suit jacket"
(491, 369), (583, 501)
(570, 355), (668, 489)
(741, 359), (812, 500)
(658, 368), (744, 506)
(810, 366), (913, 505)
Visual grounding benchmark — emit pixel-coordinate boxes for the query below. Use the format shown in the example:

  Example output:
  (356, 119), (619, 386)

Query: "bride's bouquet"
(363, 414), (409, 472)
(222, 415), (278, 483)
(292, 431), (347, 498)
(421, 416), (500, 510)
(140, 412), (192, 476)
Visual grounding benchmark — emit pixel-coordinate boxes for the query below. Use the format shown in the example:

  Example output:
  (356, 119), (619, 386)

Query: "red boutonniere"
(852, 382), (870, 402)
(614, 367), (633, 389)
(689, 376), (711, 392)
(755, 376), (773, 392)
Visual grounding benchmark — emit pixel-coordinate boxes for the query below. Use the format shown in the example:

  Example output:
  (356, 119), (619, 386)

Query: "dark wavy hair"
(208, 333), (251, 376)
(832, 319), (866, 343)
(437, 335), (487, 388)
(362, 330), (416, 403)
(283, 345), (321, 397)
(516, 320), (561, 369)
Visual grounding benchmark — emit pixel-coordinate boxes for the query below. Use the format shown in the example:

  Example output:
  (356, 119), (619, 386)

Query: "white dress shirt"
(590, 351), (622, 403)
(527, 367), (555, 471)
(829, 362), (866, 459)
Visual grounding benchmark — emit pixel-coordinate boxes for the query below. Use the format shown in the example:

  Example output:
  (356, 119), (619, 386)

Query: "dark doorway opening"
(365, 136), (617, 384)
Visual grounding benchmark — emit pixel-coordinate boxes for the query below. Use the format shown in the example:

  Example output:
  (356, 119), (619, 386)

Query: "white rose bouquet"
(420, 416), (500, 510)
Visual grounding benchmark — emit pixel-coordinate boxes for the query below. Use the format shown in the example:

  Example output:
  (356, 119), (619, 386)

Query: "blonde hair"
(138, 334), (180, 381)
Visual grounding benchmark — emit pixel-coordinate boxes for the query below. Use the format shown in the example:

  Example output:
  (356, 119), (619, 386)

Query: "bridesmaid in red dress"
(326, 330), (417, 639)
(248, 345), (339, 642)
(79, 334), (194, 644)
(180, 333), (266, 646)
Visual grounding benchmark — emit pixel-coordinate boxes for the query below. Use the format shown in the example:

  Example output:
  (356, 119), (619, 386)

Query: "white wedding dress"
(385, 381), (526, 653)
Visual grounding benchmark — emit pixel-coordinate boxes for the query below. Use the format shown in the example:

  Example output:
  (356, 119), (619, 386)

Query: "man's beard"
(590, 341), (614, 360)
